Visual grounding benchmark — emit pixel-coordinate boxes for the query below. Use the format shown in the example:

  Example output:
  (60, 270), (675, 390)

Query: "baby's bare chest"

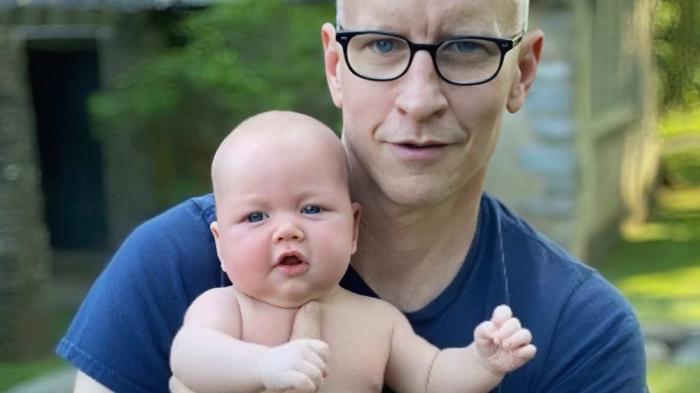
(241, 302), (393, 393)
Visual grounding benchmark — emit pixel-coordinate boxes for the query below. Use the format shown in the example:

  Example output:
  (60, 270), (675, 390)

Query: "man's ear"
(350, 202), (361, 254)
(322, 23), (343, 108)
(506, 30), (544, 113)
(210, 221), (226, 272)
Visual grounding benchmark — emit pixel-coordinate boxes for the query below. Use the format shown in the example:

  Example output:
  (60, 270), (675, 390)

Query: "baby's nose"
(273, 221), (304, 242)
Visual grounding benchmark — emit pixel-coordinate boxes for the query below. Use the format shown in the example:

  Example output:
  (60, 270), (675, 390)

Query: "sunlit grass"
(660, 109), (700, 138)
(603, 184), (700, 325)
(601, 136), (700, 392)
(648, 362), (700, 393)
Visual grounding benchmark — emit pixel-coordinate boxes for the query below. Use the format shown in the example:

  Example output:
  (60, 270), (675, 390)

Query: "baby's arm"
(385, 304), (535, 393)
(170, 288), (328, 393)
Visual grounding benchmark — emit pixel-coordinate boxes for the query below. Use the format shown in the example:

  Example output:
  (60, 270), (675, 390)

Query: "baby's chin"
(259, 286), (339, 309)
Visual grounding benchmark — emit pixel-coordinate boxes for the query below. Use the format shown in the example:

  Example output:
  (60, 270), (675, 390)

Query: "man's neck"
(349, 176), (484, 312)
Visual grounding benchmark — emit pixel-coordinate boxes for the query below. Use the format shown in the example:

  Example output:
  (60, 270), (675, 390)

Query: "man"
(59, 0), (646, 392)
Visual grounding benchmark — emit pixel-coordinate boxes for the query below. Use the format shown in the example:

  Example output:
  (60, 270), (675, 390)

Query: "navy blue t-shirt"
(57, 193), (646, 392)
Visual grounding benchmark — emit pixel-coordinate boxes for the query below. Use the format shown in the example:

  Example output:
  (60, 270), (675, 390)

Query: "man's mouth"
(389, 141), (450, 161)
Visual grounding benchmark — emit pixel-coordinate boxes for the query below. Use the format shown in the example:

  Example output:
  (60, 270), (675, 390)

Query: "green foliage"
(0, 357), (65, 390)
(654, 0), (700, 111)
(90, 0), (337, 205)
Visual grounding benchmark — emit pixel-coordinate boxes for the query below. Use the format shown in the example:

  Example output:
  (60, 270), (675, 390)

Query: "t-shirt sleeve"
(55, 198), (221, 393)
(535, 273), (647, 393)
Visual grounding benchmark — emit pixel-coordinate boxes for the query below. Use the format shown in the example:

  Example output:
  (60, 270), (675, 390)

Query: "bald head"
(211, 111), (349, 203)
(336, 0), (529, 32)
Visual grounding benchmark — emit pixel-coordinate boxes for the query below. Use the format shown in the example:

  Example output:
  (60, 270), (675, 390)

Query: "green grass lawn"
(0, 308), (75, 390)
(600, 125), (700, 392)
(0, 357), (67, 391)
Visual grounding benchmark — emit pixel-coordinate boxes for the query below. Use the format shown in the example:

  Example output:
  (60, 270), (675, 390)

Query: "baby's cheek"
(225, 256), (269, 291)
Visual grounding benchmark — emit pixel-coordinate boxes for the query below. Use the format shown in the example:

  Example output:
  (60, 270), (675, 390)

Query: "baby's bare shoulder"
(331, 288), (404, 325)
(193, 286), (239, 306)
(184, 286), (241, 328)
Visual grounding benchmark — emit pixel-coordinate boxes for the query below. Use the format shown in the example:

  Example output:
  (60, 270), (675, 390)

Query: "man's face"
(325, 0), (531, 207)
(211, 130), (359, 308)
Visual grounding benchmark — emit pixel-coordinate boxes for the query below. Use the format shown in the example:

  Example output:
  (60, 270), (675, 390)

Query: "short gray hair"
(336, 0), (529, 32)
(336, 0), (343, 26)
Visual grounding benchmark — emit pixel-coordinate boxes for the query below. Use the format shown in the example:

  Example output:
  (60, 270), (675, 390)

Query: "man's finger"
(290, 301), (323, 340)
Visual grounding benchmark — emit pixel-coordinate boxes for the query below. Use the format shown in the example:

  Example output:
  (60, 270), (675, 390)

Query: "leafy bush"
(91, 0), (337, 205)
(654, 0), (700, 111)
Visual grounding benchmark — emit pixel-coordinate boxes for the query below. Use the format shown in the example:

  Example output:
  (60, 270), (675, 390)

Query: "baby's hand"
(259, 339), (329, 392)
(473, 305), (536, 374)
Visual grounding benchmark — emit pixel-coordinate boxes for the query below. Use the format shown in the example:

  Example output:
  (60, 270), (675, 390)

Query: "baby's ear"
(210, 221), (226, 272)
(350, 203), (361, 254)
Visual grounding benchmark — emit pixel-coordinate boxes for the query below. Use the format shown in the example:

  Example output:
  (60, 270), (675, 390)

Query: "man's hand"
(260, 301), (329, 393)
(473, 305), (537, 374)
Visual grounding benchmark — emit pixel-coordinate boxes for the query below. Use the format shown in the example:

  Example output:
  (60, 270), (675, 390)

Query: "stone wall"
(0, 7), (53, 360)
(486, 5), (579, 253)
(486, 0), (658, 261)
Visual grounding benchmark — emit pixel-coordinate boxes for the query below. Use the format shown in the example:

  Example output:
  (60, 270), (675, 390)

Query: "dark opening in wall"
(26, 38), (107, 250)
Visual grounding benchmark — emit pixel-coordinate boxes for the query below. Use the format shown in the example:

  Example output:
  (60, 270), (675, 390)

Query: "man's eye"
(446, 40), (483, 53)
(371, 39), (397, 53)
(300, 205), (322, 214)
(246, 212), (268, 222)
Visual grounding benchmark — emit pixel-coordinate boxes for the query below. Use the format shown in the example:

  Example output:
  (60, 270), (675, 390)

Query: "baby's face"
(211, 121), (359, 308)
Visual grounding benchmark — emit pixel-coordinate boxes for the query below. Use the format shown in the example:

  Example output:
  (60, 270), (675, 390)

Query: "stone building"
(0, 0), (201, 359)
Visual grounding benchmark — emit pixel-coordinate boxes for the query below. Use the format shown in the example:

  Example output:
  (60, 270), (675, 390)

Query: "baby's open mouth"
(279, 255), (303, 265)
(275, 252), (309, 276)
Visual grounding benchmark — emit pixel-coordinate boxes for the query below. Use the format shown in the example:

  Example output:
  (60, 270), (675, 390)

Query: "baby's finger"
(294, 360), (324, 389)
(305, 339), (330, 363)
(495, 317), (522, 342)
(302, 347), (328, 377)
(474, 320), (497, 345)
(491, 305), (513, 327)
(517, 344), (537, 361)
(287, 370), (318, 392)
(504, 328), (533, 349)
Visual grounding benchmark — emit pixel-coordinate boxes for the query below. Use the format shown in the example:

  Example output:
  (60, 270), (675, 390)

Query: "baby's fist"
(474, 305), (536, 373)
(259, 339), (329, 392)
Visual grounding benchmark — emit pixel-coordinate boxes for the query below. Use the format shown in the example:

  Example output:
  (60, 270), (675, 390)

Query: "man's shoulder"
(140, 193), (216, 231)
(110, 193), (220, 285)
(482, 193), (593, 277)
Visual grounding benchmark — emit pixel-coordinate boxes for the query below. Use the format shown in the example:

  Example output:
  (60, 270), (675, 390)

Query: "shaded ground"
(0, 251), (106, 391)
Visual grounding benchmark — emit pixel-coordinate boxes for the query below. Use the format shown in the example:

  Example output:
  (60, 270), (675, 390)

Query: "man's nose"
(395, 51), (448, 121)
(272, 219), (305, 243)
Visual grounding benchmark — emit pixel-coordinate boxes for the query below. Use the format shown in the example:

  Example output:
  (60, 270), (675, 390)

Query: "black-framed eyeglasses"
(335, 29), (523, 86)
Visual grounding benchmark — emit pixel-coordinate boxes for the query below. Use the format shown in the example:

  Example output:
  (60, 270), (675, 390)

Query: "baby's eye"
(300, 205), (322, 214)
(246, 211), (268, 223)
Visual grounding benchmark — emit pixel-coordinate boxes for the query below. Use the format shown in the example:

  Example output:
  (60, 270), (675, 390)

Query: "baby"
(170, 111), (536, 393)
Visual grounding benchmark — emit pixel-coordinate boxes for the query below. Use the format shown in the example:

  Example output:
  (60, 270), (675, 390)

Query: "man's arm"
(530, 274), (646, 393)
(59, 196), (222, 393)
(74, 371), (114, 393)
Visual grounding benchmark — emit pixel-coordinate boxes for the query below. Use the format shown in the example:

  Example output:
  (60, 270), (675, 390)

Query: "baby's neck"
(235, 287), (340, 346)
(235, 292), (299, 346)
